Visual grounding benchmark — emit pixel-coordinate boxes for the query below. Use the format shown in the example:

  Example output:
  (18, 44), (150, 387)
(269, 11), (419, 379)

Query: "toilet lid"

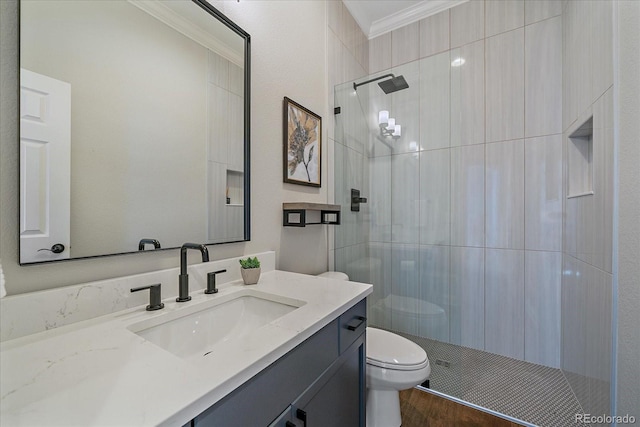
(380, 295), (445, 317)
(366, 327), (429, 371)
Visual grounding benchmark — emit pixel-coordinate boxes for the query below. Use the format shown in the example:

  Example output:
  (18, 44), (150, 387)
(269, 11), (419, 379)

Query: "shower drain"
(435, 359), (451, 368)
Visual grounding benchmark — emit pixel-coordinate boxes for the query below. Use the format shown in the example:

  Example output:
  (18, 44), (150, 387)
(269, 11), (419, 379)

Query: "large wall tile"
(525, 16), (562, 138)
(327, 0), (342, 38)
(419, 149), (450, 245)
(369, 156), (392, 243)
(450, 246), (484, 351)
(562, 0), (592, 130)
(525, 0), (562, 25)
(561, 255), (588, 408)
(590, 0), (613, 104)
(341, 3), (359, 55)
(207, 84), (229, 163)
(207, 161), (227, 241)
(390, 244), (421, 336)
(419, 51), (450, 151)
(367, 242), (393, 329)
(389, 61), (421, 154)
(525, 135), (562, 251)
(369, 33), (392, 74)
(575, 192), (596, 267)
(564, 194), (578, 258)
(418, 245), (450, 342)
(391, 152), (420, 244)
(335, 144), (365, 249)
(333, 82), (351, 146)
(485, 249), (525, 359)
(486, 28), (525, 143)
(335, 243), (368, 284)
(450, 0), (484, 48)
(419, 10), (449, 59)
(328, 30), (346, 96)
(392, 21), (420, 67)
(586, 268), (612, 418)
(229, 63), (243, 97)
(451, 40), (485, 147)
(486, 140), (525, 249)
(227, 94), (244, 171)
(592, 88), (614, 273)
(451, 145), (485, 247)
(525, 251), (561, 368)
(207, 51), (229, 90)
(485, 0), (524, 38)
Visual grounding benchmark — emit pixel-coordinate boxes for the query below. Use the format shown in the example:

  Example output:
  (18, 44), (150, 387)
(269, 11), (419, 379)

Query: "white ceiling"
(343, 0), (468, 39)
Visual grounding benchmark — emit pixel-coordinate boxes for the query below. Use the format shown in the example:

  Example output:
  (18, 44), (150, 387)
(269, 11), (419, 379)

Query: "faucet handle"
(131, 283), (165, 311)
(205, 269), (227, 294)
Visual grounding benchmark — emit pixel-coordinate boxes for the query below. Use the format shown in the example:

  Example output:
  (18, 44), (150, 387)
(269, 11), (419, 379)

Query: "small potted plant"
(239, 256), (261, 285)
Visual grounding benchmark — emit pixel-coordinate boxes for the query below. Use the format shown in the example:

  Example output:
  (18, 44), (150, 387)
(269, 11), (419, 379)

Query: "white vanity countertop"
(0, 270), (372, 426)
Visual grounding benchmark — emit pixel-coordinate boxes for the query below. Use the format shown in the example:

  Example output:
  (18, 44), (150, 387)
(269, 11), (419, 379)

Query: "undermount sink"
(128, 291), (303, 360)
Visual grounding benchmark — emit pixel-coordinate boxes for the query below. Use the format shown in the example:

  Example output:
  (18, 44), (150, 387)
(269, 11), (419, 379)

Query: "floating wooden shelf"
(283, 203), (341, 227)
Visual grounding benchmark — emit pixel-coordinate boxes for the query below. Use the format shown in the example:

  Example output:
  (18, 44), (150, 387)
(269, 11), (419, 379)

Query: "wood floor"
(399, 388), (524, 427)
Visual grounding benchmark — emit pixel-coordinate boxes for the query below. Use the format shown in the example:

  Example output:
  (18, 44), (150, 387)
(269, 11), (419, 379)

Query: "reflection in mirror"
(19, 0), (250, 264)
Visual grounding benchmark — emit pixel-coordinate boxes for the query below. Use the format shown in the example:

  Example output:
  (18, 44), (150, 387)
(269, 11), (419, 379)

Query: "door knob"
(38, 243), (65, 254)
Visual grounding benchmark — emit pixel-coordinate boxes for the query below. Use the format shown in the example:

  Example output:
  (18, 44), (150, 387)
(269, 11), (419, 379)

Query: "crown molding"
(128, 0), (243, 66)
(366, 0), (468, 40)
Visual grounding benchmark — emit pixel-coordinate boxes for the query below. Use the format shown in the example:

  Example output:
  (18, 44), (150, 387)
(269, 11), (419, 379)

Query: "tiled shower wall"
(350, 0), (565, 369)
(327, 2), (371, 276)
(330, 2), (614, 409)
(561, 0), (614, 420)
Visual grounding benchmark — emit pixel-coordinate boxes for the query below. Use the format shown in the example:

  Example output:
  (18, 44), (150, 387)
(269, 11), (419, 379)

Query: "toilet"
(317, 271), (431, 427)
(365, 327), (430, 427)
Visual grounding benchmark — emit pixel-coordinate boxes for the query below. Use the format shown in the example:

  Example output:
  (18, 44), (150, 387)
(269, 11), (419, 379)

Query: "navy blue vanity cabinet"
(192, 299), (367, 427)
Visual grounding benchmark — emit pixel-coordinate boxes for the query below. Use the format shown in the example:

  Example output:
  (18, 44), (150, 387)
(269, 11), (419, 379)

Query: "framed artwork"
(283, 97), (321, 187)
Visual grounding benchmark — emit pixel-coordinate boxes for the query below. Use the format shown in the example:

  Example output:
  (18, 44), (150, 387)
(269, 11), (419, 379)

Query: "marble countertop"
(0, 270), (372, 426)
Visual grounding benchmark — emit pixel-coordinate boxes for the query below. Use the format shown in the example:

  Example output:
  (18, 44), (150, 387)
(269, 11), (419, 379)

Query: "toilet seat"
(366, 327), (428, 371)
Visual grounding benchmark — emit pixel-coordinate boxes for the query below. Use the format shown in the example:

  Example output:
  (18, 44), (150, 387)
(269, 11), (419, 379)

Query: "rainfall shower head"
(378, 75), (409, 94)
(353, 73), (410, 94)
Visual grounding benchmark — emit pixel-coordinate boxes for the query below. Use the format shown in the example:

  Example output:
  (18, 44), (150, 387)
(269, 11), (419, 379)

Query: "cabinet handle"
(295, 408), (307, 427)
(346, 316), (366, 331)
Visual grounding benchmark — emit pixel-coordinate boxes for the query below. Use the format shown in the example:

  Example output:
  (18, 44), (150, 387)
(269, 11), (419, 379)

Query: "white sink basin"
(129, 291), (303, 360)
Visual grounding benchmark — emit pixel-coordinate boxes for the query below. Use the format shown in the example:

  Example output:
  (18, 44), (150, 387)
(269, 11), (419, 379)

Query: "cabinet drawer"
(339, 299), (367, 354)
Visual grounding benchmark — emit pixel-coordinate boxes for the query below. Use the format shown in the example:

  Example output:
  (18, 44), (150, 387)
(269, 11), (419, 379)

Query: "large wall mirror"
(19, 0), (250, 264)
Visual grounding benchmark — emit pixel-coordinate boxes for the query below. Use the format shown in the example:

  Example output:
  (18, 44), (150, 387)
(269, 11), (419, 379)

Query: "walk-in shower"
(333, 50), (586, 427)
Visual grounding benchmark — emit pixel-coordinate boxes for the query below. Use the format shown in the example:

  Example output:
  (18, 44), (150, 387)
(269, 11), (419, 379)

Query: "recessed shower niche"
(567, 117), (594, 198)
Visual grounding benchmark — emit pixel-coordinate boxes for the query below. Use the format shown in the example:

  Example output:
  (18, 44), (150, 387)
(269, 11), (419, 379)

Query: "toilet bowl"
(365, 327), (430, 427)
(316, 272), (431, 427)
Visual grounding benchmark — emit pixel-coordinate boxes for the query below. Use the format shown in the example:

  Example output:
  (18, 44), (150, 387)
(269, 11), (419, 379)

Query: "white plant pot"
(241, 267), (261, 285)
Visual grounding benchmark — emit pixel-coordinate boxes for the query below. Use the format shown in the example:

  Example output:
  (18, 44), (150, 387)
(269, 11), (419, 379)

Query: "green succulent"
(239, 256), (260, 269)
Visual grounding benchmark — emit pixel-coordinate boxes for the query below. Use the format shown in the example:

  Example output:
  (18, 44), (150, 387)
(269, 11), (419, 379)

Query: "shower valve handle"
(351, 189), (367, 212)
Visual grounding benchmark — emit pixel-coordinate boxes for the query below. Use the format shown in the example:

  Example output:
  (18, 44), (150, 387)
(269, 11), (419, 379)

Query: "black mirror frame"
(18, 0), (251, 265)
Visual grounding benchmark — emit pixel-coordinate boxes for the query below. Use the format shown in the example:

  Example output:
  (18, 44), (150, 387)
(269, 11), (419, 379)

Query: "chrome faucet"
(177, 243), (209, 302)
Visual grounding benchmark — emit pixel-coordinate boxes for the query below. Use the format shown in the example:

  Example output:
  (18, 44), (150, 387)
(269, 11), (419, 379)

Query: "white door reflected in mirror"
(20, 69), (71, 263)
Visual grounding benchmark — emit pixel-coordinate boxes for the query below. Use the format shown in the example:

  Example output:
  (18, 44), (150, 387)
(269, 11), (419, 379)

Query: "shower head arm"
(353, 74), (395, 91)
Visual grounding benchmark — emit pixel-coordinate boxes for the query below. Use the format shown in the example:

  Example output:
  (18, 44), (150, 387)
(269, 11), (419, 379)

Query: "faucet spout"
(177, 243), (210, 302)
